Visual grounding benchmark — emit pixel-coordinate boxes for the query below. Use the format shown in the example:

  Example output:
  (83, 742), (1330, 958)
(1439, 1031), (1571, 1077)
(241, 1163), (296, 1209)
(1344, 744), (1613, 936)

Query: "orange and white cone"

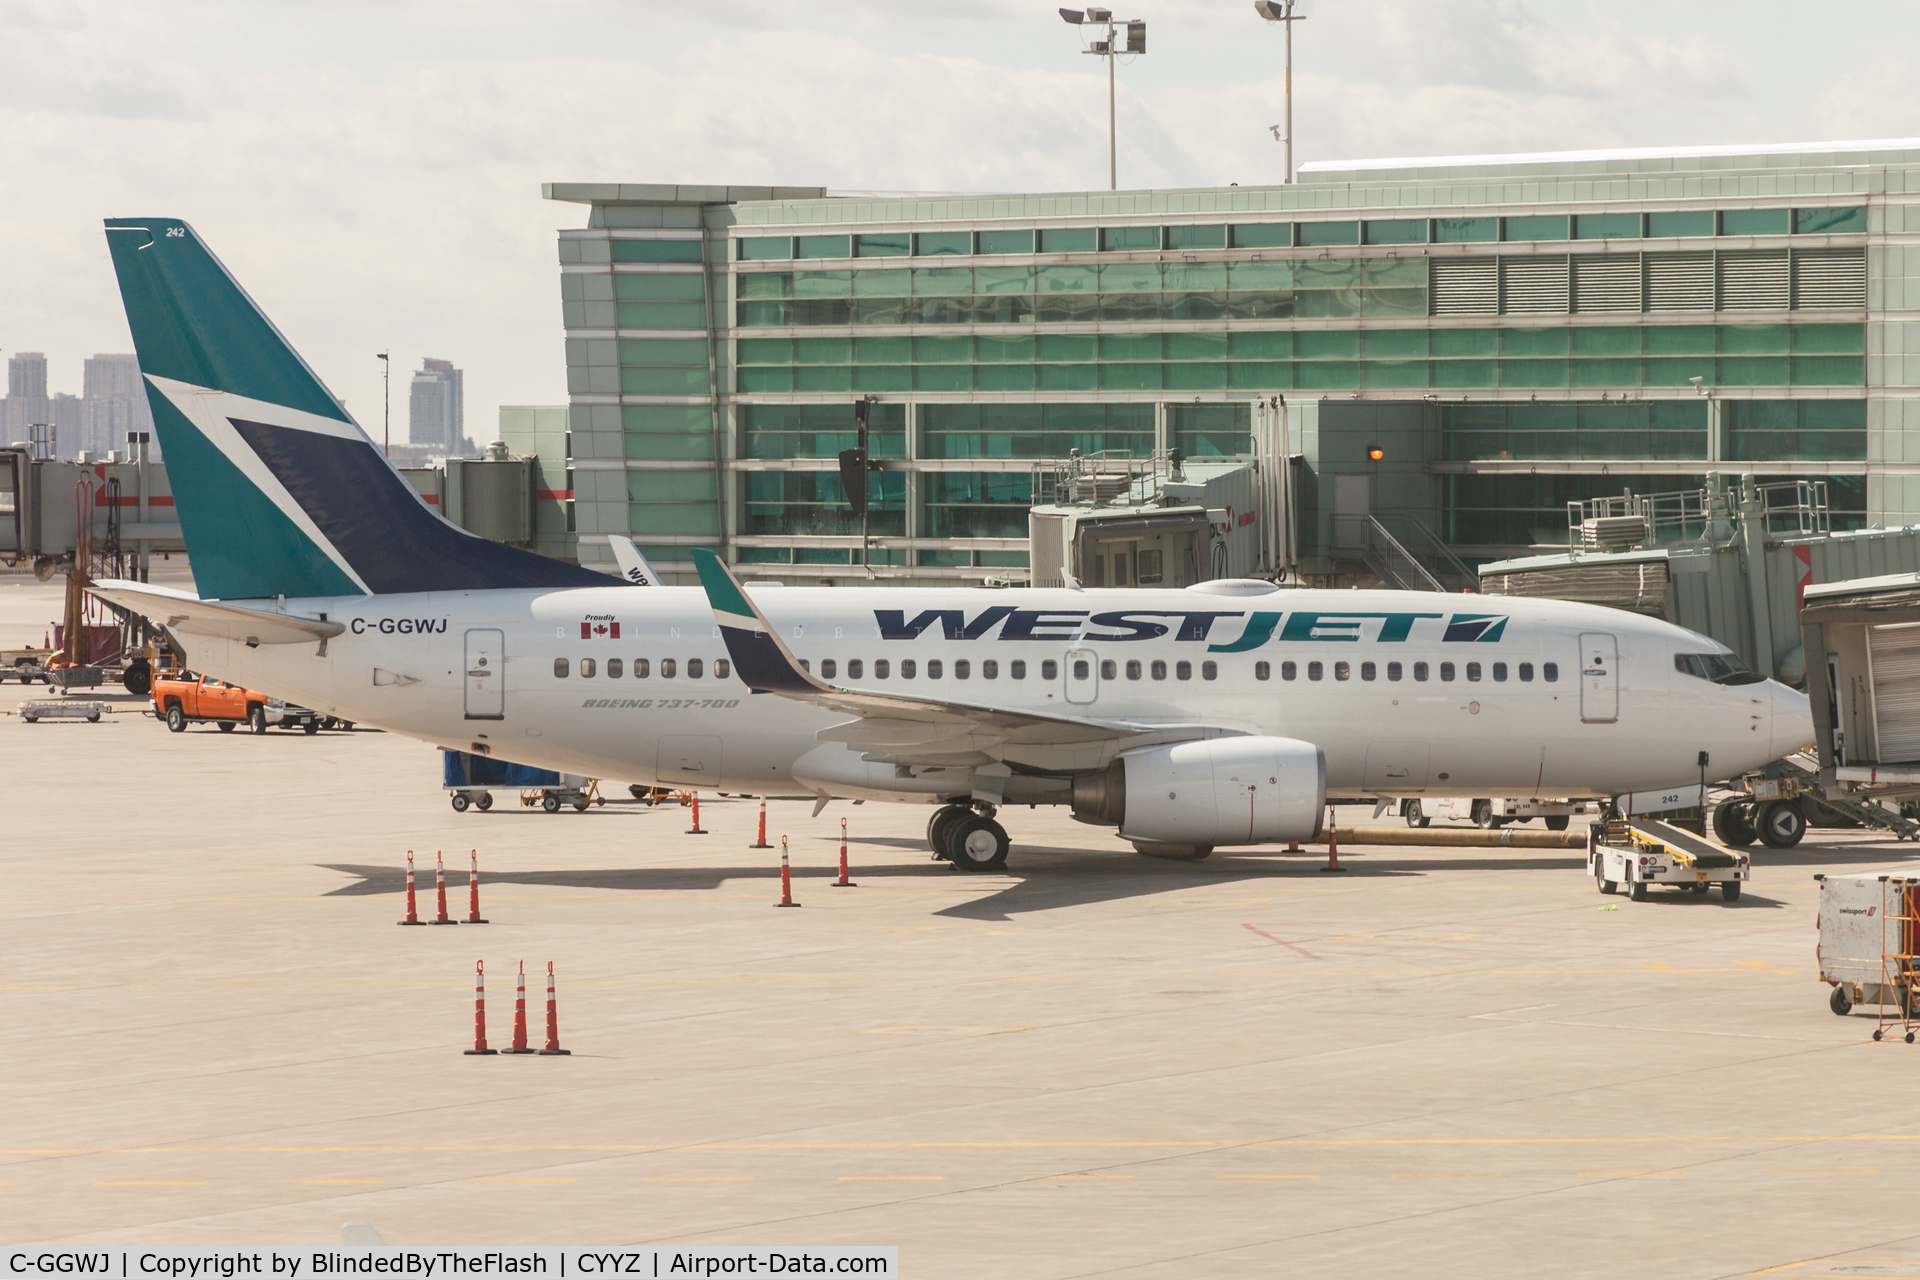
(1320, 806), (1346, 874)
(538, 961), (570, 1055)
(399, 851), (424, 925)
(775, 836), (800, 908)
(431, 851), (457, 924)
(464, 960), (497, 1055)
(832, 816), (856, 887)
(687, 793), (707, 835)
(465, 848), (488, 924)
(503, 961), (534, 1053)
(750, 796), (771, 849)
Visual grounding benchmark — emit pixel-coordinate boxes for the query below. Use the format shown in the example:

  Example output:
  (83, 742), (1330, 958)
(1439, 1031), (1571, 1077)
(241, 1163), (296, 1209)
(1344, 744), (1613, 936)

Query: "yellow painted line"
(1768, 1168), (1880, 1174)
(838, 1176), (946, 1182)
(1026, 1174), (1134, 1180)
(1578, 1171), (1686, 1177)
(94, 1181), (206, 1186)
(1392, 1173), (1501, 1179)
(643, 1177), (752, 1183)
(299, 1179), (386, 1185)
(1217, 1174), (1317, 1180)
(467, 1178), (576, 1184)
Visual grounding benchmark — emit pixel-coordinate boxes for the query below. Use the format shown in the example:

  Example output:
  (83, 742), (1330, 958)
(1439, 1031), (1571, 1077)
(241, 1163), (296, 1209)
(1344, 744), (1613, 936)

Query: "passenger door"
(1065, 647), (1100, 704)
(464, 628), (505, 720)
(1579, 632), (1619, 724)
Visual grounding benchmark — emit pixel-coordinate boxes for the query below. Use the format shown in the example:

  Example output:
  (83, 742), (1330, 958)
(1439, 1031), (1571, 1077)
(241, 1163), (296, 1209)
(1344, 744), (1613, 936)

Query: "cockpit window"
(1675, 652), (1766, 685)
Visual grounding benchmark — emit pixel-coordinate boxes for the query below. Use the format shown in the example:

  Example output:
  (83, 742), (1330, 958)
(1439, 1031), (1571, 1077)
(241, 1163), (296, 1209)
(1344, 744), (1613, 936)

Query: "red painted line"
(537, 489), (574, 501)
(1241, 923), (1319, 960)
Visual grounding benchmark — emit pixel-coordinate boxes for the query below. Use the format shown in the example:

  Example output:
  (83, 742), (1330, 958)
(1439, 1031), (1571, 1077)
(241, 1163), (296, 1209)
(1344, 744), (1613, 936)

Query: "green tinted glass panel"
(1365, 219), (1427, 245)
(855, 233), (909, 258)
(917, 549), (971, 567)
(1720, 209), (1789, 236)
(628, 471), (716, 502)
(1718, 356), (1790, 385)
(1435, 218), (1497, 243)
(626, 435), (709, 462)
(1433, 329), (1497, 358)
(1295, 361), (1360, 389)
(1570, 358), (1641, 387)
(1038, 364), (1097, 391)
(1100, 262), (1162, 292)
(1228, 260), (1291, 290)
(977, 229), (1034, 255)
(1165, 262), (1229, 291)
(1099, 333), (1160, 361)
(1036, 265), (1097, 293)
(1795, 207), (1867, 235)
(1648, 211), (1714, 238)
(854, 336), (909, 363)
(632, 545), (696, 564)
(1167, 224), (1226, 250)
(735, 367), (791, 393)
(1101, 363), (1161, 390)
(1363, 330), (1426, 359)
(976, 265), (1035, 295)
(852, 270), (909, 296)
(1229, 330), (1291, 359)
(625, 405), (712, 432)
(1102, 226), (1160, 251)
(1644, 357), (1714, 386)
(613, 239), (703, 263)
(616, 302), (704, 328)
(1502, 328), (1570, 357)
(1794, 323), (1865, 353)
(1362, 258), (1426, 288)
(1728, 400), (1865, 460)
(1365, 360), (1428, 388)
(1432, 359), (1497, 388)
(914, 365), (971, 392)
(1793, 355), (1866, 384)
(796, 235), (852, 259)
(734, 298), (789, 324)
(739, 237), (792, 261)
(1296, 330), (1359, 359)
(915, 231), (972, 257)
(737, 272), (789, 299)
(1719, 324), (1789, 354)
(1171, 403), (1251, 456)
(1037, 333), (1097, 362)
(621, 367), (707, 394)
(735, 339), (790, 365)
(912, 267), (972, 295)
(976, 364), (1035, 391)
(1164, 362), (1228, 390)
(1294, 259), (1361, 290)
(1502, 358), (1570, 388)
(1574, 213), (1640, 240)
(630, 503), (719, 537)
(793, 271), (852, 298)
(794, 366), (853, 392)
(737, 547), (790, 564)
(616, 274), (704, 301)
(794, 337), (852, 364)
(620, 338), (707, 366)
(976, 335), (1036, 361)
(1040, 228), (1097, 253)
(913, 336), (971, 362)
(1504, 215), (1568, 241)
(1231, 361), (1291, 389)
(1298, 221), (1360, 247)
(1571, 327), (1640, 356)
(853, 366), (910, 392)
(1645, 325), (1715, 355)
(1230, 222), (1292, 248)
(1165, 332), (1229, 361)
(740, 403), (905, 461)
(1361, 288), (1427, 317)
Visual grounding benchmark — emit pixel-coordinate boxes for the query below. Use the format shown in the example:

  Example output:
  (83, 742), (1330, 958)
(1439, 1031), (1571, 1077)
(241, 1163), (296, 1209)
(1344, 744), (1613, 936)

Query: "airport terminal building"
(545, 139), (1905, 584)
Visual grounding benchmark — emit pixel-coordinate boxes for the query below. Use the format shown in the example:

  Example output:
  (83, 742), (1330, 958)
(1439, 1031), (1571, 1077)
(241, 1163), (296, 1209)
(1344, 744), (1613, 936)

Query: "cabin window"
(1127, 660), (1143, 680)
(1151, 660), (1167, 680)
(606, 658), (623, 678)
(688, 658), (704, 678)
(1361, 661), (1376, 681)
(1176, 660), (1192, 681)
(661, 659), (677, 678)
(554, 658), (569, 678)
(1072, 659), (1090, 680)
(847, 659), (864, 679)
(1202, 661), (1218, 680)
(1543, 662), (1559, 682)
(927, 659), (942, 679)
(1255, 661), (1270, 681)
(1439, 662), (1454, 681)
(580, 658), (596, 678)
(799, 659), (810, 673)
(635, 658), (649, 678)
(1011, 660), (1027, 679)
(1308, 661), (1324, 681)
(821, 659), (837, 679)
(1334, 661), (1351, 681)
(983, 659), (998, 679)
(1387, 662), (1402, 681)
(954, 659), (969, 679)
(715, 659), (730, 679)
(875, 659), (890, 679)
(1413, 661), (1428, 681)
(901, 659), (917, 679)
(1041, 659), (1059, 680)
(1101, 659), (1117, 680)
(1519, 662), (1533, 682)
(1281, 661), (1297, 680)
(1492, 662), (1507, 682)
(1465, 662), (1481, 682)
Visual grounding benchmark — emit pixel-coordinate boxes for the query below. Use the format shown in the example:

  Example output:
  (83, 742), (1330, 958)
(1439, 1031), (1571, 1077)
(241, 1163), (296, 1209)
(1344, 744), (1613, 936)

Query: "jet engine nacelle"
(1075, 736), (1325, 848)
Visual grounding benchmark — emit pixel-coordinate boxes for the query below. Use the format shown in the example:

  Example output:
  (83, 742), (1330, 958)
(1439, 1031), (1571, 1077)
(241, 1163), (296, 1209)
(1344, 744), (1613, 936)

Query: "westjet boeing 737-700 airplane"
(87, 218), (1814, 870)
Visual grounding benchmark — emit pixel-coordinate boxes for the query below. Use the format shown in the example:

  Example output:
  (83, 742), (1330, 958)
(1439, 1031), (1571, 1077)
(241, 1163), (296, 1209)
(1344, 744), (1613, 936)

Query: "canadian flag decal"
(580, 621), (621, 639)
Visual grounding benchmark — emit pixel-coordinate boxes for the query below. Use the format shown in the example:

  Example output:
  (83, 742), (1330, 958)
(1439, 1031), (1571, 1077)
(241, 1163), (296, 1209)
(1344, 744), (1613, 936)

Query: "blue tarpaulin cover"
(443, 750), (562, 788)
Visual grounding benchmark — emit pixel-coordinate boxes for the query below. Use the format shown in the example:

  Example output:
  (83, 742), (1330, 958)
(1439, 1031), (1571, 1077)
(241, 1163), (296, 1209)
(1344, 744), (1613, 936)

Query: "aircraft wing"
(88, 578), (345, 645)
(608, 535), (660, 587)
(688, 549), (1222, 761)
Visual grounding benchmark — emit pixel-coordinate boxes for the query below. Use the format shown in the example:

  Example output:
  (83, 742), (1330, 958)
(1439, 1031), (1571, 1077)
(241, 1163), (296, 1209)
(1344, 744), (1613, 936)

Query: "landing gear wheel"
(165, 705), (186, 733)
(1755, 801), (1806, 849)
(248, 704), (268, 735)
(945, 815), (1010, 872)
(122, 663), (151, 696)
(303, 720), (319, 734)
(450, 793), (471, 813)
(1629, 877), (1649, 902)
(542, 794), (561, 814)
(630, 785), (649, 800)
(218, 721), (235, 733)
(1545, 815), (1570, 832)
(1595, 859), (1617, 895)
(926, 804), (973, 859)
(1471, 800), (1498, 829)
(573, 797), (589, 812)
(1721, 880), (1743, 902)
(1403, 800), (1430, 829)
(1831, 985), (1853, 1016)
(1712, 801), (1758, 847)
(475, 792), (493, 812)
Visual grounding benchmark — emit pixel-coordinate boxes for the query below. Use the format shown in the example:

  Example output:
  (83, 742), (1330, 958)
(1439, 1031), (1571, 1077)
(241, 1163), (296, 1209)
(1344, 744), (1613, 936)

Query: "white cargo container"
(1816, 873), (1920, 1020)
(1400, 797), (1595, 831)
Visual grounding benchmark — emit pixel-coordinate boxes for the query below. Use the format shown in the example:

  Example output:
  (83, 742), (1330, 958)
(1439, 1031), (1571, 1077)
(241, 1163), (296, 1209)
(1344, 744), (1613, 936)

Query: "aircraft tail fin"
(608, 536), (662, 586)
(104, 217), (612, 600)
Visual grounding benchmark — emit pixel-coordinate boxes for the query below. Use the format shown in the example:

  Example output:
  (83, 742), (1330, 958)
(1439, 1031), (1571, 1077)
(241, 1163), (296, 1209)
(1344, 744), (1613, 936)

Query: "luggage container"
(442, 750), (597, 814)
(1815, 873), (1920, 1039)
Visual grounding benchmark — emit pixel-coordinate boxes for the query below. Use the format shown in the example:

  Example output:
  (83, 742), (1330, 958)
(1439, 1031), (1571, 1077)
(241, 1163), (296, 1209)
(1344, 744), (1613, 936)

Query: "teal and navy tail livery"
(104, 218), (609, 601)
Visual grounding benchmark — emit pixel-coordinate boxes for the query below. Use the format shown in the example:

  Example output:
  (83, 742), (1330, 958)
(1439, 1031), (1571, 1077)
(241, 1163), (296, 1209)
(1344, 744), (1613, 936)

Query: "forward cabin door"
(1579, 632), (1618, 724)
(464, 628), (505, 720)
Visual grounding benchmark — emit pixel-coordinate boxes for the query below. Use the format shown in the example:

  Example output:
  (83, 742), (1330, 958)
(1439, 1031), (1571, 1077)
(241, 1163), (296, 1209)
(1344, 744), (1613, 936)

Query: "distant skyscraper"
(408, 358), (467, 454)
(82, 353), (154, 458)
(4, 352), (51, 444)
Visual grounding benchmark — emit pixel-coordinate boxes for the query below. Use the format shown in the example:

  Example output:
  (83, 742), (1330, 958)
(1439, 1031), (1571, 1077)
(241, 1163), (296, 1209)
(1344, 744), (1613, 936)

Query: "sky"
(3, 0), (1919, 443)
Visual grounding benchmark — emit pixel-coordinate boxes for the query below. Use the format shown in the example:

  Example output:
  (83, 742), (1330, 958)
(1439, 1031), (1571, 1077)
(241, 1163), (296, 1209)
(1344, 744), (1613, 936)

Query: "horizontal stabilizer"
(88, 578), (344, 645)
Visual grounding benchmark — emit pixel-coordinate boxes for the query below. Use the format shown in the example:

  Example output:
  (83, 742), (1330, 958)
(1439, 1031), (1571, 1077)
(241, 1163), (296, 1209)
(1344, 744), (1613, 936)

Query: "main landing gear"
(927, 802), (1011, 873)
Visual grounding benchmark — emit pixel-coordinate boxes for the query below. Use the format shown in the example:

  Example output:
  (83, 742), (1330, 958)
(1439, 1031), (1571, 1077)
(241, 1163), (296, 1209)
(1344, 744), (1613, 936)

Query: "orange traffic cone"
(538, 962), (570, 1055)
(465, 849), (488, 924)
(775, 836), (800, 908)
(503, 961), (534, 1053)
(398, 852), (424, 925)
(464, 960), (497, 1055)
(832, 817), (856, 887)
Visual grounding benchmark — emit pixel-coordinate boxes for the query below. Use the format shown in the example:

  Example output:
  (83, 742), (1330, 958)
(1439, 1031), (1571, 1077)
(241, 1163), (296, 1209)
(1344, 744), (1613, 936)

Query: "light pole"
(1254, 0), (1305, 184)
(1059, 8), (1146, 191)
(377, 351), (390, 458)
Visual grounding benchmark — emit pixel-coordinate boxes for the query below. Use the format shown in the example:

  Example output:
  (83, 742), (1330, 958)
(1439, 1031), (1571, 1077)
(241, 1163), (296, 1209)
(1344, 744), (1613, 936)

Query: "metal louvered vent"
(1571, 254), (1642, 313)
(1501, 255), (1569, 314)
(1430, 257), (1498, 315)
(1794, 247), (1866, 309)
(1720, 249), (1791, 311)
(1645, 251), (1714, 312)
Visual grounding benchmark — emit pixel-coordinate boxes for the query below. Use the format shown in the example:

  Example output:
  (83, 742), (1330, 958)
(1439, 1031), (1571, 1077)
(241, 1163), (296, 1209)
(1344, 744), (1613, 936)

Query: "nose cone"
(1771, 680), (1815, 760)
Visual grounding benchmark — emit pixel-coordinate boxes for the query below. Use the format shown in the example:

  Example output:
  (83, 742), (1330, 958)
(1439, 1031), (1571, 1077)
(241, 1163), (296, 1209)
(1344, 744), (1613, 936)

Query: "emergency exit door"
(1579, 632), (1618, 724)
(464, 628), (504, 720)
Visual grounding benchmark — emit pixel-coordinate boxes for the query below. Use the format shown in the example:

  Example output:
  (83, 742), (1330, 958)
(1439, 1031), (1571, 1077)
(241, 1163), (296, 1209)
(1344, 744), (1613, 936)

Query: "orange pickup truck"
(153, 672), (321, 734)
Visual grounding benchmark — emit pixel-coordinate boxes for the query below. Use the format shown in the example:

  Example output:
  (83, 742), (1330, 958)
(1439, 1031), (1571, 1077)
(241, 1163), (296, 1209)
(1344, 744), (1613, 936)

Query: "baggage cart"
(1815, 873), (1920, 1039)
(442, 750), (598, 814)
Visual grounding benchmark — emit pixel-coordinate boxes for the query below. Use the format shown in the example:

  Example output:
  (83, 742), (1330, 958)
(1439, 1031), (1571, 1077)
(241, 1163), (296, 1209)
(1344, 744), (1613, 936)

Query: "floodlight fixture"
(1059, 7), (1083, 22)
(1057, 6), (1146, 191)
(1084, 5), (1112, 19)
(1253, 0), (1306, 183)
